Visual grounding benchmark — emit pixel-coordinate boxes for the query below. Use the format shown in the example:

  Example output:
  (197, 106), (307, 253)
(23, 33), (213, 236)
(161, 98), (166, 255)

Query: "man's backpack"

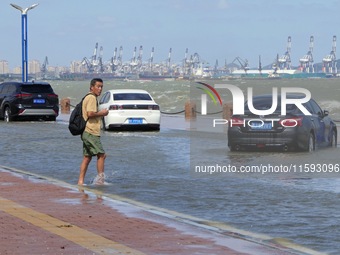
(68, 94), (90, 136)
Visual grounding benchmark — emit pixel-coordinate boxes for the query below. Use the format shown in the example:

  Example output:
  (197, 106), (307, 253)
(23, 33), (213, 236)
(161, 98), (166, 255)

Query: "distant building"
(0, 60), (9, 74)
(47, 66), (67, 78)
(70, 61), (85, 73)
(29, 60), (41, 74)
(12, 66), (22, 75)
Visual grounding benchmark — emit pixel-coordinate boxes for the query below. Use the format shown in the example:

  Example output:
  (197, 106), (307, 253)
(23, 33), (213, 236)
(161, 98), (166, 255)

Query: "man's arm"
(87, 109), (109, 118)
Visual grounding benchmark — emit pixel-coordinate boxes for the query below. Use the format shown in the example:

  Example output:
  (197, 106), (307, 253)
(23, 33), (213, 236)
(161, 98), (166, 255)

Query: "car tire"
(45, 116), (56, 121)
(153, 125), (160, 131)
(4, 107), (12, 123)
(229, 144), (240, 152)
(306, 132), (315, 152)
(330, 130), (337, 147)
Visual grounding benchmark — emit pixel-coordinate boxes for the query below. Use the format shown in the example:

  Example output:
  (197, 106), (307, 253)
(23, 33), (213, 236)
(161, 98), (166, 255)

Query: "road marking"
(0, 196), (146, 255)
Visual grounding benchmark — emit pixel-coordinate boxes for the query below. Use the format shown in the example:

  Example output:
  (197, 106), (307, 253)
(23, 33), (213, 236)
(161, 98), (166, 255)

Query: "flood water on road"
(0, 118), (339, 254)
(1, 78), (340, 254)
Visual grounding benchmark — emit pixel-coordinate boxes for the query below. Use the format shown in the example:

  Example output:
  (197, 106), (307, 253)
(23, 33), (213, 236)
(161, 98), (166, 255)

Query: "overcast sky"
(0, 0), (339, 69)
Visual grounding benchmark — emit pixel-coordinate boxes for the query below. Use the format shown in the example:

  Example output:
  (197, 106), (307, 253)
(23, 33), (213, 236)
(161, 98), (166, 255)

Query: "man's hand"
(88, 109), (109, 118)
(98, 109), (109, 116)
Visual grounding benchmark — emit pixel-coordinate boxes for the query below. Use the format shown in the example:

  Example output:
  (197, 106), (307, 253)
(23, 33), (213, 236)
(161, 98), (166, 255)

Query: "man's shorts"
(82, 131), (105, 156)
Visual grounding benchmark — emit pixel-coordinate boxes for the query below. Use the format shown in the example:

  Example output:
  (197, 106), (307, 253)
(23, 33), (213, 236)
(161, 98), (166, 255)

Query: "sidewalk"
(0, 166), (301, 255)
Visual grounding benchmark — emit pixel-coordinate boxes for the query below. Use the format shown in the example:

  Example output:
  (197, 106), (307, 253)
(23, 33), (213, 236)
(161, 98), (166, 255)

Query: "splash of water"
(91, 173), (106, 185)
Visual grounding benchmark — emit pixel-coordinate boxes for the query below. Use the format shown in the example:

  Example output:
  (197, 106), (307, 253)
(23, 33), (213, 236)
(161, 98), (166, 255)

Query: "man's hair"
(90, 78), (103, 87)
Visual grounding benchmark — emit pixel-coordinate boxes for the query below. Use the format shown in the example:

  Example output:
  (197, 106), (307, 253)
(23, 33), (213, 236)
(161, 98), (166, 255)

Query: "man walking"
(78, 78), (109, 185)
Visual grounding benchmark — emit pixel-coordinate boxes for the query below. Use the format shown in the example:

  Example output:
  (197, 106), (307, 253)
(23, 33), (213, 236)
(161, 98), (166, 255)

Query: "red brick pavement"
(0, 168), (297, 255)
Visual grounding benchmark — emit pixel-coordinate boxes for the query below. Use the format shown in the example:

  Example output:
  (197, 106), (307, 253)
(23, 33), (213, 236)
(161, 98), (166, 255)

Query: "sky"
(0, 0), (339, 69)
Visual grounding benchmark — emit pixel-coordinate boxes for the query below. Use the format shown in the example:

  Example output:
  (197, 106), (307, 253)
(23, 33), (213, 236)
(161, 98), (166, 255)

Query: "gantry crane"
(232, 56), (249, 73)
(299, 36), (314, 73)
(258, 55), (262, 74)
(183, 48), (190, 75)
(137, 45), (143, 68)
(149, 47), (154, 71)
(97, 46), (104, 73)
(91, 42), (99, 68)
(82, 42), (100, 73)
(109, 47), (118, 72)
(214, 59), (219, 76)
(278, 36), (292, 70)
(322, 35), (337, 74)
(81, 57), (94, 73)
(117, 46), (123, 67)
(167, 48), (172, 69)
(130, 46), (138, 69)
(41, 56), (48, 78)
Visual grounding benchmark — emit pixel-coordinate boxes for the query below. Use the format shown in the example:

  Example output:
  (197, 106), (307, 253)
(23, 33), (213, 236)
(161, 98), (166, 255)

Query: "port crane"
(188, 52), (202, 76)
(223, 59), (229, 73)
(232, 57), (249, 73)
(322, 35), (337, 74)
(191, 53), (201, 69)
(97, 46), (104, 73)
(130, 46), (139, 71)
(271, 54), (280, 73)
(299, 36), (314, 73)
(182, 49), (202, 76)
(278, 36), (292, 70)
(213, 59), (218, 76)
(109, 46), (124, 73)
(183, 48), (190, 75)
(82, 42), (101, 73)
(91, 42), (99, 68)
(157, 48), (173, 75)
(109, 47), (118, 72)
(258, 55), (262, 75)
(117, 46), (123, 70)
(137, 46), (143, 68)
(81, 57), (94, 73)
(148, 47), (154, 71)
(167, 48), (172, 70)
(40, 56), (48, 78)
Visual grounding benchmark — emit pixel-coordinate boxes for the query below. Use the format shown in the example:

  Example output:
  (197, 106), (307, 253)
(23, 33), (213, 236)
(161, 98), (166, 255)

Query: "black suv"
(0, 81), (59, 122)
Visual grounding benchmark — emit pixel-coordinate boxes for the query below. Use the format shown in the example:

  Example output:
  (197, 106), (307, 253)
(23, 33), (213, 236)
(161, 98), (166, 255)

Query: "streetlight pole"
(10, 3), (39, 82)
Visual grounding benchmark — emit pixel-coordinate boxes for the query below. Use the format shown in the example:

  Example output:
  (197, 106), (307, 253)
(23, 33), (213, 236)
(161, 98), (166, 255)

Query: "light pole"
(10, 3), (39, 82)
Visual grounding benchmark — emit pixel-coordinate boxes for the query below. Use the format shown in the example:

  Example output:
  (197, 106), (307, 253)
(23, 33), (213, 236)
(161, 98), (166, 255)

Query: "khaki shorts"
(82, 131), (105, 156)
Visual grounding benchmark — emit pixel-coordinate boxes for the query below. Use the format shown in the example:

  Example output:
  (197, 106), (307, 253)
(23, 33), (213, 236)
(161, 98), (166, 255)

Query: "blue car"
(227, 94), (337, 152)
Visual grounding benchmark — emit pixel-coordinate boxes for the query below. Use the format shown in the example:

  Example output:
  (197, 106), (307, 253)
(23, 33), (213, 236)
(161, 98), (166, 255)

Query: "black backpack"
(68, 94), (90, 136)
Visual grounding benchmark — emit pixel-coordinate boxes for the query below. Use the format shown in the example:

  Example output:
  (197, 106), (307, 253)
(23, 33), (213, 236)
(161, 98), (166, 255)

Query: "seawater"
(52, 79), (191, 114)
(1, 78), (340, 254)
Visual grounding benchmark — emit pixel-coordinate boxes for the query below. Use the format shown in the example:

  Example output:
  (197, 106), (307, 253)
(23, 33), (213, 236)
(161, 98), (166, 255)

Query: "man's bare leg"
(96, 153), (106, 184)
(78, 156), (92, 185)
